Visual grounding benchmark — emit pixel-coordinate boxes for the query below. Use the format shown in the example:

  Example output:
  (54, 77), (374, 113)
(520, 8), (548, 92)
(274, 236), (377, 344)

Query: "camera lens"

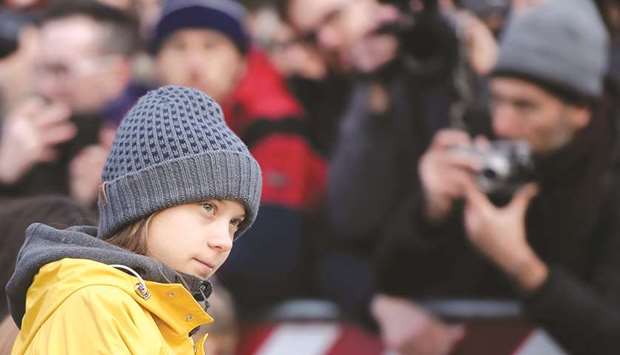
(481, 168), (498, 180)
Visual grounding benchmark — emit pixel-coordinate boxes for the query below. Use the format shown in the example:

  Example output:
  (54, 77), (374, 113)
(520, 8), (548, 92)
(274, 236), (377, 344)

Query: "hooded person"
(5, 85), (262, 354)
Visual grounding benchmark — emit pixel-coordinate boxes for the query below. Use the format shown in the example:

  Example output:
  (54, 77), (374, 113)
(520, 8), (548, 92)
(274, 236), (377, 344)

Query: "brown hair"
(105, 213), (158, 255)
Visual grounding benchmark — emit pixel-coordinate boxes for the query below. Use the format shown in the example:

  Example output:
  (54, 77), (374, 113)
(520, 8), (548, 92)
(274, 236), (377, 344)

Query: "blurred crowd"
(3, 0), (620, 354)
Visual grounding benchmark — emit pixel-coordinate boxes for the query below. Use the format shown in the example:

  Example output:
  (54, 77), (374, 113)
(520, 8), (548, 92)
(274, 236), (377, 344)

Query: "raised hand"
(0, 98), (74, 184)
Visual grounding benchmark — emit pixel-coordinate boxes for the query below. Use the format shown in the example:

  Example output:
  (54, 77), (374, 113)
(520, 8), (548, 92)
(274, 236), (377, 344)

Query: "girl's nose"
(207, 219), (233, 252)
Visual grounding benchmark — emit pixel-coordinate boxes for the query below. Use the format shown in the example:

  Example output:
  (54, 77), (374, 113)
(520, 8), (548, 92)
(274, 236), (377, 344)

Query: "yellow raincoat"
(11, 258), (214, 354)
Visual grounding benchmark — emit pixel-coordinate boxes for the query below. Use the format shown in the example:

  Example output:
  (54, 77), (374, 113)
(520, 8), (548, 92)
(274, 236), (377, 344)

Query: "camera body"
(377, 0), (459, 81)
(454, 141), (536, 198)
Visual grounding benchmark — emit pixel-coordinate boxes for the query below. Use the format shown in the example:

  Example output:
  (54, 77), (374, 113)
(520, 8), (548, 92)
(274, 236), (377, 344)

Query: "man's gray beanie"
(97, 86), (262, 239)
(493, 0), (609, 98)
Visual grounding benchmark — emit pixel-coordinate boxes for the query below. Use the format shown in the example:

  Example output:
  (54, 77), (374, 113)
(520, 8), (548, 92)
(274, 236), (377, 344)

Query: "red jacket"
(222, 49), (326, 210)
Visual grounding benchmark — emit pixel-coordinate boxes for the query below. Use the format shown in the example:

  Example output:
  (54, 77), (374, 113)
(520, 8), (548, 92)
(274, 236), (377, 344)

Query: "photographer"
(281, 0), (485, 322)
(372, 1), (620, 354)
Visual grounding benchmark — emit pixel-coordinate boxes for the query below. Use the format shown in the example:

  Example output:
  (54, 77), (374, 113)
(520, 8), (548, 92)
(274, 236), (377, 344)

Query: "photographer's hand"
(419, 129), (480, 222)
(456, 10), (497, 75)
(463, 180), (548, 291)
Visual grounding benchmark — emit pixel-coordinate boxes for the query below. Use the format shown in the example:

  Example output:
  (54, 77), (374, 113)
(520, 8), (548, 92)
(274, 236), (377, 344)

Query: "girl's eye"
(230, 218), (244, 228)
(201, 202), (216, 216)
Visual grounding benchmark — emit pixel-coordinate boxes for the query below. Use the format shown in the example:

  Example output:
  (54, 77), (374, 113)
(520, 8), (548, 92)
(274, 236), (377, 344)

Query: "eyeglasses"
(35, 54), (120, 81)
(295, 0), (356, 46)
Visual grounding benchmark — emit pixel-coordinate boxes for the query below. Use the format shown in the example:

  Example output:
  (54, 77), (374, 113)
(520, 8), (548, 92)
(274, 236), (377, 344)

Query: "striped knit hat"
(97, 85), (261, 239)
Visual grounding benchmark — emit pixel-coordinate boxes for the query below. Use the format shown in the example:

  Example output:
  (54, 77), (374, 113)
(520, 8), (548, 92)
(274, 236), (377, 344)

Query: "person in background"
(370, 1), (620, 354)
(0, 1), (142, 207)
(250, 3), (341, 156)
(149, 0), (326, 318)
(35, 0), (141, 125)
(201, 282), (239, 355)
(250, 5), (327, 83)
(281, 0), (476, 324)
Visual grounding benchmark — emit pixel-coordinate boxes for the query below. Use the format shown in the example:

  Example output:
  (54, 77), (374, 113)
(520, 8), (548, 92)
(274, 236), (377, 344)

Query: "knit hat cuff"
(97, 150), (261, 239)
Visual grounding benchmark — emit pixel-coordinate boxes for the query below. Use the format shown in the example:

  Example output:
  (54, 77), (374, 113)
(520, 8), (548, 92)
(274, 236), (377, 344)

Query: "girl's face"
(146, 200), (246, 279)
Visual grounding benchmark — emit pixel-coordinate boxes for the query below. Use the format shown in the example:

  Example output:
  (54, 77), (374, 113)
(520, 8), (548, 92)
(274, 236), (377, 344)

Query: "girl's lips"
(193, 258), (215, 270)
(192, 258), (215, 278)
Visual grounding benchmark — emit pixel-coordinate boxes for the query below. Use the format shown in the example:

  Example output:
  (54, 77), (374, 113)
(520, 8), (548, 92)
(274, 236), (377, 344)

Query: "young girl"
(5, 86), (262, 354)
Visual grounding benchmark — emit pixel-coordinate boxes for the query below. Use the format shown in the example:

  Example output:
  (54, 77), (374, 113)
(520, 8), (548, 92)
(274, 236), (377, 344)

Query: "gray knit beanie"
(97, 85), (261, 239)
(493, 0), (608, 99)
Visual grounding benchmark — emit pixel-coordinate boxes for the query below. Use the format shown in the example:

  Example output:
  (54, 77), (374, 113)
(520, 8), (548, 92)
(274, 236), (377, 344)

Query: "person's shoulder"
(56, 281), (159, 333)
(20, 261), (157, 338)
(62, 283), (139, 309)
(32, 283), (163, 353)
(62, 283), (148, 318)
(34, 258), (143, 303)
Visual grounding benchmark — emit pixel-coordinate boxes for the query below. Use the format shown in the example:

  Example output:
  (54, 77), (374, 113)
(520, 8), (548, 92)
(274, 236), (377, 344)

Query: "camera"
(377, 0), (459, 82)
(454, 140), (536, 199)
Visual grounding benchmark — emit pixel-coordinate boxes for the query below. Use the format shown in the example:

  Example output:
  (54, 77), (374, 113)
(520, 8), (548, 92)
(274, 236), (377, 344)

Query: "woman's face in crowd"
(146, 199), (246, 279)
(156, 29), (246, 103)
